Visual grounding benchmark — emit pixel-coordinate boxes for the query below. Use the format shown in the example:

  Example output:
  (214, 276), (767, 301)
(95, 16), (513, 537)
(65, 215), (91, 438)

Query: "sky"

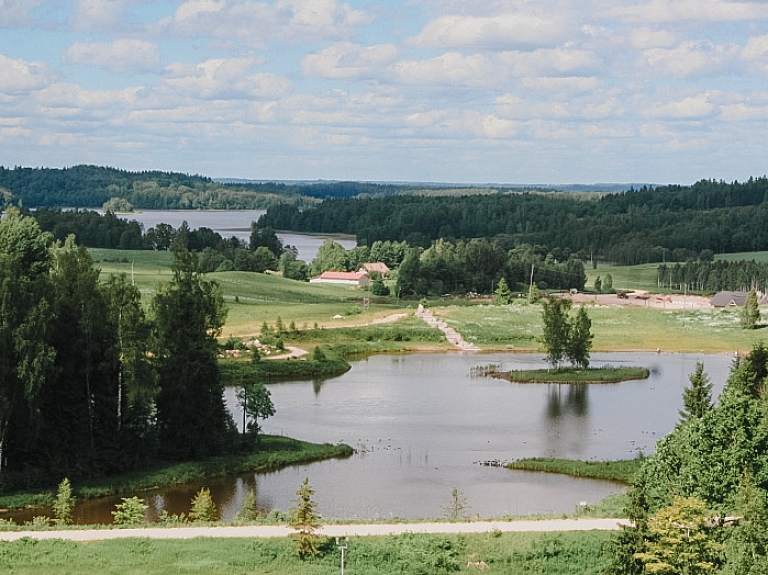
(2, 0), (768, 185)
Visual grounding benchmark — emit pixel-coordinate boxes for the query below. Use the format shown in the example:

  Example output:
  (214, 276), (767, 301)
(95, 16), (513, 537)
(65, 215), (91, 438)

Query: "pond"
(1, 351), (735, 524)
(117, 209), (356, 261)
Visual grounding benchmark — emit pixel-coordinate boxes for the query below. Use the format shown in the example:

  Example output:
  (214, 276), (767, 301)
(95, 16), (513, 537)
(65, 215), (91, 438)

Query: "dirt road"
(0, 518), (629, 542)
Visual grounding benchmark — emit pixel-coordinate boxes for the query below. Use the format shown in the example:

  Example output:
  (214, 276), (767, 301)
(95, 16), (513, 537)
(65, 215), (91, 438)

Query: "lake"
(2, 351), (735, 524)
(117, 209), (356, 261)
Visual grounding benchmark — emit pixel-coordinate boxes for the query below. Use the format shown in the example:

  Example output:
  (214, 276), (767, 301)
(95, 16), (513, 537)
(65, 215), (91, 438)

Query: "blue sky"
(3, 0), (768, 184)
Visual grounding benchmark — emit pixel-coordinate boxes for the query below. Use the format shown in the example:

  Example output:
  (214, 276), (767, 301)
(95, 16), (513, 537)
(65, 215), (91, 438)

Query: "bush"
(189, 487), (217, 522)
(112, 496), (148, 525)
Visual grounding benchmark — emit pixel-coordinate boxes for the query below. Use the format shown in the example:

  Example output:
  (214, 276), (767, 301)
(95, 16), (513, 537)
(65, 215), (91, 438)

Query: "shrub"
(112, 496), (148, 525)
(189, 487), (217, 522)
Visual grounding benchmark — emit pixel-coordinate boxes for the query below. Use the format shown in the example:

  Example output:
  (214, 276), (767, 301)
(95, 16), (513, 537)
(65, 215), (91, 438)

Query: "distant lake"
(117, 209), (356, 262)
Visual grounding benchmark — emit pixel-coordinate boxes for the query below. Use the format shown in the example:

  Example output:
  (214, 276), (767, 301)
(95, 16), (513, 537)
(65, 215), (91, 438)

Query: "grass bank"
(0, 530), (612, 574)
(0, 436), (352, 510)
(507, 457), (644, 484)
(220, 355), (351, 382)
(496, 366), (650, 384)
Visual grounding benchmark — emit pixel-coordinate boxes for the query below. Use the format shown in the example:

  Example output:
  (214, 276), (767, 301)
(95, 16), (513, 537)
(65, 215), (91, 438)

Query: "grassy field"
(716, 250), (768, 263)
(585, 262), (661, 292)
(435, 302), (765, 353)
(89, 248), (768, 354)
(0, 530), (612, 574)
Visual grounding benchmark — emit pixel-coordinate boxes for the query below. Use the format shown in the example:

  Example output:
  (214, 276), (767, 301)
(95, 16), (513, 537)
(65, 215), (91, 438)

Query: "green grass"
(435, 302), (766, 353)
(220, 356), (351, 382)
(0, 530), (612, 574)
(0, 436), (352, 509)
(507, 457), (644, 484)
(498, 366), (650, 384)
(585, 263), (662, 292)
(715, 250), (768, 263)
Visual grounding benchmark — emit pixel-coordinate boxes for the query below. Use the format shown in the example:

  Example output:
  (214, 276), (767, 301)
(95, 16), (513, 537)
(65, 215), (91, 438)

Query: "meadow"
(0, 530), (612, 575)
(89, 248), (768, 354)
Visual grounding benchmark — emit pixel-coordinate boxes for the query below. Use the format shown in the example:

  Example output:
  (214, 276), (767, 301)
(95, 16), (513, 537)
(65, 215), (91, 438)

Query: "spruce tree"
(679, 362), (713, 423)
(288, 477), (321, 558)
(493, 277), (513, 305)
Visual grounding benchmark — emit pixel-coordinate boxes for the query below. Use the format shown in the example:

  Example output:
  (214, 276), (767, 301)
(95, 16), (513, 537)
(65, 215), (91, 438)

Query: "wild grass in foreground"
(507, 457), (644, 484)
(0, 530), (612, 575)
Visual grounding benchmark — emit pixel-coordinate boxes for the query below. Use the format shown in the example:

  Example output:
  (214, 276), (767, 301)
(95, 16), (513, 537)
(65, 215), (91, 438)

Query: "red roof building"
(309, 270), (370, 286)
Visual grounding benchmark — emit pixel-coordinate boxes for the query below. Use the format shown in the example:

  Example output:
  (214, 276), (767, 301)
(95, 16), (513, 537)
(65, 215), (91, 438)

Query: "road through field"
(0, 518), (629, 542)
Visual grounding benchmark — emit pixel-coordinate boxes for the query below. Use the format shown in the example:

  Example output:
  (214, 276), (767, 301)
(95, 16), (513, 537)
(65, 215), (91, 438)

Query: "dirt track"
(0, 518), (629, 542)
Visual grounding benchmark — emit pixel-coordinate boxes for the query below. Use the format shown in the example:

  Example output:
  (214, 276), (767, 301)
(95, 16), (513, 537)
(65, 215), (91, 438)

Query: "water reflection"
(545, 383), (589, 419)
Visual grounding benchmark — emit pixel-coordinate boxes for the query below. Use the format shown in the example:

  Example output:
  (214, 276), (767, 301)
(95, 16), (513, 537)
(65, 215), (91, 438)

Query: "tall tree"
(567, 306), (593, 369)
(153, 246), (234, 460)
(289, 477), (322, 559)
(309, 239), (349, 276)
(679, 362), (713, 423)
(0, 209), (55, 472)
(236, 383), (275, 440)
(494, 277), (513, 305)
(742, 288), (760, 329)
(541, 297), (572, 368)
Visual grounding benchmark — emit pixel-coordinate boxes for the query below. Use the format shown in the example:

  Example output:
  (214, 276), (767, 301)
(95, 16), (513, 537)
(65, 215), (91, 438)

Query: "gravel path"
(0, 518), (629, 542)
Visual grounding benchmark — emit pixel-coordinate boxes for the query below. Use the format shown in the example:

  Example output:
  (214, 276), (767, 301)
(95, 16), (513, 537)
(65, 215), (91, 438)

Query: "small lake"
(2, 351), (735, 524)
(117, 209), (356, 261)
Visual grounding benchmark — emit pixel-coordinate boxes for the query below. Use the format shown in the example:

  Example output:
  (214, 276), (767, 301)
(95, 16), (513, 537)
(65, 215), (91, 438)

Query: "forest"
(258, 177), (768, 264)
(0, 209), (246, 492)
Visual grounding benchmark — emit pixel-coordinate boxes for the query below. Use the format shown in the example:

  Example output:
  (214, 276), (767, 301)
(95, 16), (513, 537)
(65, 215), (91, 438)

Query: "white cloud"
(394, 52), (490, 86)
(629, 27), (678, 49)
(70, 0), (127, 31)
(162, 57), (291, 100)
(465, 112), (517, 138)
(0, 54), (55, 94)
(302, 42), (398, 79)
(157, 0), (371, 46)
(63, 40), (161, 73)
(741, 34), (768, 73)
(0, 0), (44, 26)
(720, 102), (768, 121)
(640, 42), (739, 78)
(497, 48), (600, 77)
(408, 12), (571, 50)
(610, 0), (768, 23)
(643, 94), (716, 119)
(521, 76), (602, 92)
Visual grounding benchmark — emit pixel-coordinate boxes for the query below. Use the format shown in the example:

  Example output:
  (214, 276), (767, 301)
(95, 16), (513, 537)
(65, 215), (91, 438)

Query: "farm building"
(362, 262), (390, 276)
(309, 270), (370, 287)
(710, 290), (768, 307)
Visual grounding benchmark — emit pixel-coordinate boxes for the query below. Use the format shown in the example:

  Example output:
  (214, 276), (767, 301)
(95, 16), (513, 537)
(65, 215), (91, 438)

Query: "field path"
(416, 304), (480, 351)
(0, 518), (629, 542)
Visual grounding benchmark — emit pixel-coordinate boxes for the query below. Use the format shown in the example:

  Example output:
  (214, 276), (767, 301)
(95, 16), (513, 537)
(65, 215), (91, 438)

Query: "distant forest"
(258, 177), (768, 264)
(4, 166), (768, 265)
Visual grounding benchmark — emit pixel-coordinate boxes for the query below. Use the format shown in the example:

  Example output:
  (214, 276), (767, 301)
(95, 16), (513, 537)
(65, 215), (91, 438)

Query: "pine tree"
(288, 477), (321, 558)
(53, 478), (75, 526)
(493, 277), (513, 305)
(679, 362), (713, 423)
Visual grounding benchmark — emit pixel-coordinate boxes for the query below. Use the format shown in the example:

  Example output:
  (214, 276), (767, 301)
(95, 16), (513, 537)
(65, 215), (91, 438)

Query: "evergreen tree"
(53, 477), (75, 526)
(594, 275), (602, 293)
(493, 277), (513, 305)
(236, 383), (275, 440)
(288, 477), (321, 559)
(742, 288), (760, 329)
(608, 474), (651, 575)
(153, 246), (234, 460)
(604, 273), (613, 293)
(723, 475), (768, 575)
(679, 362), (713, 423)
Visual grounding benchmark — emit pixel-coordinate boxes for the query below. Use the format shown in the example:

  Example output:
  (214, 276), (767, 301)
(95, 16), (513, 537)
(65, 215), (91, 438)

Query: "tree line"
(0, 209), (253, 492)
(0, 165), (312, 210)
(657, 259), (768, 293)
(257, 177), (768, 264)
